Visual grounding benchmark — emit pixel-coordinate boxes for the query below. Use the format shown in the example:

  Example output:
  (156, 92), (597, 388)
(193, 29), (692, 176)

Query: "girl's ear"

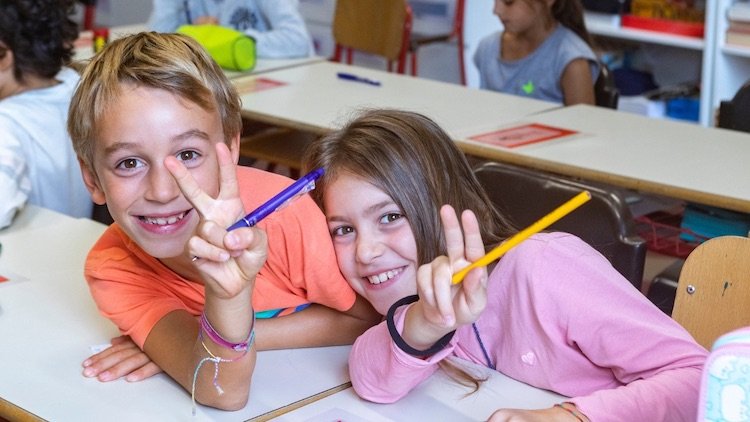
(79, 159), (106, 205)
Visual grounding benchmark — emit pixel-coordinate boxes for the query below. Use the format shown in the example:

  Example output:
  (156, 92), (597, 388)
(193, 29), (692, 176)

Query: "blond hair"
(68, 32), (242, 173)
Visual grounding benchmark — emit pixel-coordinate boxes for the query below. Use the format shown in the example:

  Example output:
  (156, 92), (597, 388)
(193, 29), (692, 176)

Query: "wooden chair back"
(672, 235), (750, 349)
(332, 0), (412, 73)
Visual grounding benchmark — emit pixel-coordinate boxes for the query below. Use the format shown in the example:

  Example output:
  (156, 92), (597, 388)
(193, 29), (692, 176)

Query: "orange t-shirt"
(85, 166), (354, 348)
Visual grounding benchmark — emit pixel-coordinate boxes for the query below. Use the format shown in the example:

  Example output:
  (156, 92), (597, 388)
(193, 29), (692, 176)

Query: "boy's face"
(81, 84), (238, 259)
(323, 173), (418, 315)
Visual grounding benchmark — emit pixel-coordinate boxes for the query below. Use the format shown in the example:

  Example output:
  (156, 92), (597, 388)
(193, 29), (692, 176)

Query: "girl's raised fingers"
(460, 210), (485, 262)
(440, 205), (465, 265)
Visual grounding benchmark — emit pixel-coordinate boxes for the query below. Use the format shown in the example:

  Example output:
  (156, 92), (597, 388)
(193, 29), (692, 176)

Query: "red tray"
(621, 14), (705, 38)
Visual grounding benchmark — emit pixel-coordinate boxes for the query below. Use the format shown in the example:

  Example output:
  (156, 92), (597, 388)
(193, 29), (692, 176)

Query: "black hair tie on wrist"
(386, 294), (456, 357)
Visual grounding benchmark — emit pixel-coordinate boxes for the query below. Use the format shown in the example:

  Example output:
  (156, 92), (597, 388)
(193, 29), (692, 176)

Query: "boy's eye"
(379, 213), (403, 224)
(331, 226), (354, 237)
(178, 150), (199, 161)
(116, 158), (142, 170)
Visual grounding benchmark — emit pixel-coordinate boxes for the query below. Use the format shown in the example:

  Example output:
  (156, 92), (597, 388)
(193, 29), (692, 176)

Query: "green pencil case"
(177, 24), (256, 72)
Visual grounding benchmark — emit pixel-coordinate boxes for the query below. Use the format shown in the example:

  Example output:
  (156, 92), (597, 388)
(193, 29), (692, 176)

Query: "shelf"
(722, 44), (750, 59)
(586, 17), (705, 50)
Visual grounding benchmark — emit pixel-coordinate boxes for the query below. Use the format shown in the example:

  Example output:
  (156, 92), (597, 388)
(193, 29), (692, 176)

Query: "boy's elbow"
(197, 391), (249, 411)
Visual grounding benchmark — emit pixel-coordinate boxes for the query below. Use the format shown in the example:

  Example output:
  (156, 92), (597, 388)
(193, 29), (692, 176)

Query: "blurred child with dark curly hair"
(0, 0), (92, 228)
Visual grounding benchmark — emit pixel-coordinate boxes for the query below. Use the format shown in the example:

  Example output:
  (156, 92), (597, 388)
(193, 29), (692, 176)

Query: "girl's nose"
(356, 234), (385, 264)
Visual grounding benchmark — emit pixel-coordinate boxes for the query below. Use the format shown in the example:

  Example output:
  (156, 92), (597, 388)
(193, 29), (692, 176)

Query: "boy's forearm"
(144, 310), (257, 410)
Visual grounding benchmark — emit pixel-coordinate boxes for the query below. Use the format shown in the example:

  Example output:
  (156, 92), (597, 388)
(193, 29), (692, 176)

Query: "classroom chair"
(594, 62), (619, 109)
(239, 126), (318, 179)
(671, 235), (750, 349)
(647, 83), (750, 313)
(718, 80), (750, 133)
(473, 161), (647, 290)
(79, 0), (97, 30)
(331, 0), (413, 73)
(407, 0), (466, 85)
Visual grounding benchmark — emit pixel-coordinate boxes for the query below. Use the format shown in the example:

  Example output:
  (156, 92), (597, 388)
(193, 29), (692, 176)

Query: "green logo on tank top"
(522, 81), (535, 95)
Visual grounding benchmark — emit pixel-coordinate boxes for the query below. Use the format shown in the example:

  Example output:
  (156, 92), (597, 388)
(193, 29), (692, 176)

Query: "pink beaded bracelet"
(199, 311), (255, 352)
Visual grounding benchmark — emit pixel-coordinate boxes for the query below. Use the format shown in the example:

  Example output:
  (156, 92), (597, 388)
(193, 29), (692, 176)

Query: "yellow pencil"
(452, 190), (591, 284)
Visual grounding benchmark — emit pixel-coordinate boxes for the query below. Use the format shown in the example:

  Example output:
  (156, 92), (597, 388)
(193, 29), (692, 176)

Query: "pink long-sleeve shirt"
(350, 233), (707, 422)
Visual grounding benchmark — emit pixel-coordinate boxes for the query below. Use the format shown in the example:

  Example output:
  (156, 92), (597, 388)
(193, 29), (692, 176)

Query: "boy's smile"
(81, 83), (228, 260)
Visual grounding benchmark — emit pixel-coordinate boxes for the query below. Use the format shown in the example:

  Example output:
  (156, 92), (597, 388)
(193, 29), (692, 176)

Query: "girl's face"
(323, 173), (419, 315)
(493, 0), (547, 34)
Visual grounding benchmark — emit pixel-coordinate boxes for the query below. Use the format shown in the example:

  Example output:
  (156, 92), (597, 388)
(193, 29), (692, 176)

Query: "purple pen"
(227, 168), (324, 231)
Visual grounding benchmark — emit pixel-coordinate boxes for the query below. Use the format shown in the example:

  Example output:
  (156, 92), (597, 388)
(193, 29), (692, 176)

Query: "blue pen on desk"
(227, 168), (324, 231)
(184, 0), (192, 23)
(337, 72), (381, 87)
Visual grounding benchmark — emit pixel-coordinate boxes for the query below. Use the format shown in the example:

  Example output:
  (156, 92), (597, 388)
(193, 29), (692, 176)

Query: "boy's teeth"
(367, 269), (399, 285)
(143, 212), (186, 225)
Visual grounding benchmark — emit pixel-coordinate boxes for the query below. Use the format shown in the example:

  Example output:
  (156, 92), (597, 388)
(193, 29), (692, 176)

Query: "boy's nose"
(145, 166), (181, 203)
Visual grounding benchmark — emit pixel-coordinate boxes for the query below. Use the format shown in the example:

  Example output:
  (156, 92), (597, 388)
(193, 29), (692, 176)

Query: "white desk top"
(236, 61), (559, 137)
(458, 104), (750, 213)
(0, 206), (350, 421)
(275, 358), (565, 422)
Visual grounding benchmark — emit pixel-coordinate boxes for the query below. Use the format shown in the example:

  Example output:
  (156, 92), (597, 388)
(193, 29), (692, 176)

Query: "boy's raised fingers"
(215, 142), (239, 201)
(164, 155), (212, 214)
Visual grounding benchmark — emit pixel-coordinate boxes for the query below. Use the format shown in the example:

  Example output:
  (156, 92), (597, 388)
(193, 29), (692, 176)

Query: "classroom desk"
(456, 104), (750, 214)
(72, 24), (324, 77)
(235, 61), (559, 136)
(275, 358), (565, 422)
(0, 206), (350, 421)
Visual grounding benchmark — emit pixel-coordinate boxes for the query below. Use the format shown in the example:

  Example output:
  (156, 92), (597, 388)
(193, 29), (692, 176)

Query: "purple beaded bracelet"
(199, 312), (255, 352)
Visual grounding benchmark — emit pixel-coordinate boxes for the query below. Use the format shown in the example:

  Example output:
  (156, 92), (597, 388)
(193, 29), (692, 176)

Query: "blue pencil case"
(698, 327), (750, 421)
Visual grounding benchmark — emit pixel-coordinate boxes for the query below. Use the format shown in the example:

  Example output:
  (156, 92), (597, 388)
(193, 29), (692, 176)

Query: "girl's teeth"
(367, 269), (400, 285)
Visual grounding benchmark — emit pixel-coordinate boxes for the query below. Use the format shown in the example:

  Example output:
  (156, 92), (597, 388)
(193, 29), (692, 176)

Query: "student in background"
(0, 0), (92, 229)
(67, 32), (378, 410)
(303, 109), (707, 421)
(149, 0), (313, 58)
(474, 0), (598, 105)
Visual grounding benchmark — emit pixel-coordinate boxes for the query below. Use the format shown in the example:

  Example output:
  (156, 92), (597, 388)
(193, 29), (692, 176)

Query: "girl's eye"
(331, 226), (354, 237)
(178, 150), (199, 161)
(116, 158), (143, 170)
(379, 213), (403, 224)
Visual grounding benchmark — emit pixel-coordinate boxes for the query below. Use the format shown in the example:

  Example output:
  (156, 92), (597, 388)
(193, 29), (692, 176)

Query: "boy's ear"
(79, 159), (107, 205)
(0, 46), (14, 71)
(228, 134), (240, 164)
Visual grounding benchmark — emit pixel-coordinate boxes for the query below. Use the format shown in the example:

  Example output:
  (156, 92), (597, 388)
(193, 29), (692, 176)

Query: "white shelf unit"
(712, 0), (750, 119)
(585, 9), (714, 126)
(585, 1), (750, 127)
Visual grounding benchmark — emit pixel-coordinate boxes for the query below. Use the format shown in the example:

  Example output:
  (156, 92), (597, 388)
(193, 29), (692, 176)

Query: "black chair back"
(594, 62), (619, 109)
(474, 161), (646, 290)
(718, 81), (750, 132)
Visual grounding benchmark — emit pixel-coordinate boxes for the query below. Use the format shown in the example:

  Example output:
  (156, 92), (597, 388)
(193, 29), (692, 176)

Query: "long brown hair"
(303, 109), (516, 391)
(550, 0), (593, 46)
(304, 109), (514, 264)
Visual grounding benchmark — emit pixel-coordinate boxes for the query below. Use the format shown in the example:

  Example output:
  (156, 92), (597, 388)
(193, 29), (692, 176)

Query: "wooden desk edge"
(0, 397), (45, 422)
(458, 141), (750, 214)
(246, 382), (352, 422)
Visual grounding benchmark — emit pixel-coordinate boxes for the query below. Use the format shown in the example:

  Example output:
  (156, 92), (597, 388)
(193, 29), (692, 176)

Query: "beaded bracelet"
(191, 312), (256, 415)
(554, 403), (585, 422)
(200, 311), (255, 352)
(386, 294), (455, 357)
